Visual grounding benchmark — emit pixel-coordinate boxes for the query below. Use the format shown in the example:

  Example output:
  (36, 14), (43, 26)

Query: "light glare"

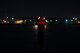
(15, 20), (23, 24)
(34, 25), (38, 30)
(78, 21), (80, 23)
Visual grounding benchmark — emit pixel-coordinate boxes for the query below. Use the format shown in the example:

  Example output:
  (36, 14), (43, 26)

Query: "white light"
(50, 20), (52, 22)
(65, 19), (68, 22)
(24, 20), (27, 24)
(45, 20), (48, 23)
(6, 17), (8, 19)
(34, 25), (38, 30)
(12, 18), (14, 20)
(44, 25), (47, 29)
(43, 17), (45, 20)
(71, 20), (73, 22)
(78, 21), (80, 23)
(24, 20), (27, 22)
(2, 20), (10, 24)
(73, 17), (75, 19)
(3, 20), (7, 23)
(38, 16), (40, 19)
(75, 18), (77, 20)
(30, 20), (32, 22)
(55, 20), (57, 22)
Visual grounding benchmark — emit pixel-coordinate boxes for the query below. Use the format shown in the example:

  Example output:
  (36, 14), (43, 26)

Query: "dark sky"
(0, 0), (80, 17)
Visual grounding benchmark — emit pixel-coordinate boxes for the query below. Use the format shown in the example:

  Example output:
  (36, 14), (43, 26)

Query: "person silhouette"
(36, 17), (46, 51)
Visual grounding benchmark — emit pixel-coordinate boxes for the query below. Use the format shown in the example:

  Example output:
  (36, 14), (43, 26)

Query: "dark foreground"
(0, 24), (80, 53)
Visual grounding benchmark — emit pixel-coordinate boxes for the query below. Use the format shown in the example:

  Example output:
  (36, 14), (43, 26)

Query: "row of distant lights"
(1, 17), (80, 24)
(5, 16), (77, 21)
(45, 17), (78, 23)
(45, 17), (80, 24)
(45, 19), (73, 22)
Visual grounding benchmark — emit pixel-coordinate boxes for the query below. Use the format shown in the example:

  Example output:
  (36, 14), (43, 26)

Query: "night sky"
(0, 0), (80, 17)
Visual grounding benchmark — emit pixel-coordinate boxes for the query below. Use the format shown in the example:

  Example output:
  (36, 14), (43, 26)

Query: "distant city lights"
(2, 20), (10, 24)
(14, 20), (23, 24)
(0, 16), (80, 25)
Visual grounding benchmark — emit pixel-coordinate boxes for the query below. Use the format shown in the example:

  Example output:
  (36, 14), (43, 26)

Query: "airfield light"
(50, 20), (52, 22)
(12, 18), (14, 20)
(6, 17), (8, 19)
(71, 19), (73, 22)
(73, 17), (75, 19)
(55, 20), (57, 22)
(45, 20), (48, 23)
(29, 20), (32, 22)
(24, 20), (27, 22)
(65, 19), (68, 22)
(66, 19), (68, 22)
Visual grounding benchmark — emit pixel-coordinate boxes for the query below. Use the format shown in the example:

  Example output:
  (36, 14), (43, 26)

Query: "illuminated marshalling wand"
(34, 16), (47, 51)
